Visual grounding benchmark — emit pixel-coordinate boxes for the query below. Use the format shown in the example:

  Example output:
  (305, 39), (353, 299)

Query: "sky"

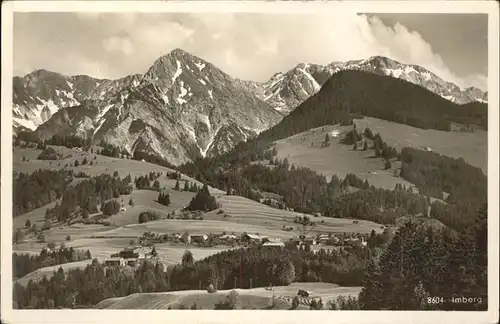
(13, 12), (488, 90)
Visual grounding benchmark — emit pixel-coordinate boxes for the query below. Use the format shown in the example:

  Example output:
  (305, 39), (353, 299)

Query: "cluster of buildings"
(103, 231), (369, 270)
(104, 246), (158, 268)
(288, 233), (368, 248)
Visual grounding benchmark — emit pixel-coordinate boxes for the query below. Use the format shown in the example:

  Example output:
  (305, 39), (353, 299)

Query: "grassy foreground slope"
(96, 283), (362, 309)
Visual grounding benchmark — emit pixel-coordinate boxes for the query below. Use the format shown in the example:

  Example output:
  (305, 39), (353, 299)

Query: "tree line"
(13, 258), (168, 309)
(13, 232), (391, 309)
(13, 169), (73, 217)
(399, 147), (487, 231)
(13, 247), (92, 279)
(44, 173), (132, 223)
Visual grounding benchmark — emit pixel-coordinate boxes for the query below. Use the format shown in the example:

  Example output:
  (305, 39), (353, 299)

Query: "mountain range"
(249, 56), (488, 114)
(12, 49), (488, 164)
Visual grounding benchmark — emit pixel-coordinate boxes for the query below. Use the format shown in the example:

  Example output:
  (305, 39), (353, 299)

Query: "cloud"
(13, 12), (487, 91)
(364, 16), (487, 90)
(102, 36), (135, 56)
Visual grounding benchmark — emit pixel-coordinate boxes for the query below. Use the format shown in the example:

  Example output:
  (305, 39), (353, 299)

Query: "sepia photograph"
(1, 1), (498, 324)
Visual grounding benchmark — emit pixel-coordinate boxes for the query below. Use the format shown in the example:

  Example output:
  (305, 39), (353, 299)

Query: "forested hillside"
(259, 70), (487, 143)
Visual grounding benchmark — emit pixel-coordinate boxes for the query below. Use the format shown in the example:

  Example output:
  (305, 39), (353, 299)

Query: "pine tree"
(275, 259), (295, 285)
(158, 192), (171, 206)
(384, 159), (391, 170)
(363, 140), (368, 151)
(353, 142), (358, 150)
(309, 299), (318, 310)
(175, 180), (180, 191)
(184, 181), (190, 191)
(14, 228), (24, 244)
(358, 259), (383, 309)
(186, 184), (217, 212)
(363, 179), (370, 189)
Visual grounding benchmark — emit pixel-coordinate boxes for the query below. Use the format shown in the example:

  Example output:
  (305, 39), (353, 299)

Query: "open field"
(14, 236), (233, 265)
(211, 195), (384, 235)
(13, 201), (59, 231)
(96, 282), (361, 309)
(13, 187), (198, 232)
(14, 259), (100, 286)
(96, 290), (291, 310)
(13, 146), (225, 195)
(95, 195), (383, 240)
(273, 125), (414, 191)
(354, 117), (487, 173)
(105, 188), (198, 227)
(272, 117), (487, 191)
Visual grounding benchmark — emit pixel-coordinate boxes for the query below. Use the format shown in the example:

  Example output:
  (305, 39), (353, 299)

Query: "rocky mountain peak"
(26, 48), (282, 165)
(254, 55), (488, 114)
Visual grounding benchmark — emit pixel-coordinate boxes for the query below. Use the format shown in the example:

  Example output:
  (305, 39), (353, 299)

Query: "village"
(101, 230), (370, 269)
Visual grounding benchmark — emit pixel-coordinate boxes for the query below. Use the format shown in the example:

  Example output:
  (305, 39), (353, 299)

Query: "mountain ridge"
(248, 55), (488, 114)
(257, 69), (488, 145)
(28, 48), (282, 165)
(13, 49), (487, 165)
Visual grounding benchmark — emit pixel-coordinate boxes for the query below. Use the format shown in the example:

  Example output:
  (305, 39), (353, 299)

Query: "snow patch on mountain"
(200, 125), (222, 157)
(176, 80), (189, 104)
(404, 66), (418, 75)
(13, 117), (37, 131)
(37, 99), (59, 115)
(194, 62), (206, 71)
(13, 105), (22, 116)
(117, 104), (123, 121)
(389, 68), (404, 78)
(198, 113), (211, 130)
(442, 95), (455, 102)
(260, 56), (488, 114)
(199, 78), (206, 85)
(93, 119), (106, 135)
(172, 60), (182, 84)
(97, 104), (114, 120)
(184, 123), (196, 140)
(298, 65), (320, 91)
(161, 92), (169, 104)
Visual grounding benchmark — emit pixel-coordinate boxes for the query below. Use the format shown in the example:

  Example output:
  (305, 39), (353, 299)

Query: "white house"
(242, 233), (262, 242)
(190, 234), (209, 243)
(220, 234), (238, 240)
(104, 257), (126, 267)
(262, 242), (285, 249)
